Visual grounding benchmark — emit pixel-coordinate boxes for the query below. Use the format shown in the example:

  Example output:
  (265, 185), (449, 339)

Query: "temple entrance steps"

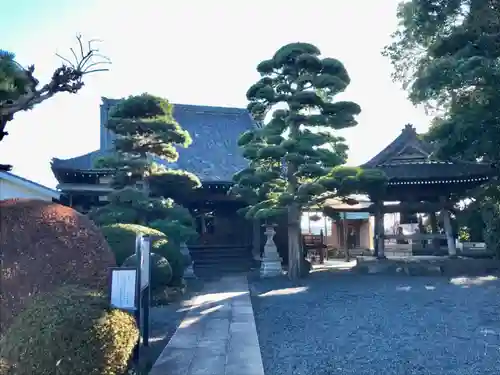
(189, 245), (254, 278)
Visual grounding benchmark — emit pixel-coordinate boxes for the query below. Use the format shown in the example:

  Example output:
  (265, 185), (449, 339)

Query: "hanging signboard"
(345, 212), (370, 220)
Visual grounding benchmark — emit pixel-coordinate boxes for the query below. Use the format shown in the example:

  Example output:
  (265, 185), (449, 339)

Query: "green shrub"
(153, 240), (185, 286)
(122, 252), (173, 290)
(0, 286), (139, 375)
(101, 223), (165, 265)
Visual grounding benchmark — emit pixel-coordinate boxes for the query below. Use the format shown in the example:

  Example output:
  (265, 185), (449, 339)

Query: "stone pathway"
(149, 275), (264, 375)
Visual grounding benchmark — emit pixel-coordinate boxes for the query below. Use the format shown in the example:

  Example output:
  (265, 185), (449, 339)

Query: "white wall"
(0, 179), (56, 201)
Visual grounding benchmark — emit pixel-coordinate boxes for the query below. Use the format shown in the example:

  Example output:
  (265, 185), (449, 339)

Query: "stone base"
(354, 256), (500, 277)
(184, 264), (197, 279)
(260, 258), (283, 277)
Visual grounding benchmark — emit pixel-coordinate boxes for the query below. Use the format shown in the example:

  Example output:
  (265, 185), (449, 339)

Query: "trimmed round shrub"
(100, 223), (164, 265)
(153, 240), (185, 286)
(0, 199), (116, 334)
(122, 252), (173, 290)
(0, 286), (139, 375)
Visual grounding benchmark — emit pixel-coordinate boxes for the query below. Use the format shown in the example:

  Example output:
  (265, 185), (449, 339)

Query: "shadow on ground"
(138, 279), (205, 373)
(141, 276), (256, 374)
(250, 268), (500, 375)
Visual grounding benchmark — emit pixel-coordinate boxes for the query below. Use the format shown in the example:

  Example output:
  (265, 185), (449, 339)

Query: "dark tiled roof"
(361, 124), (495, 181)
(51, 149), (114, 171)
(376, 160), (495, 181)
(52, 99), (256, 182)
(362, 124), (434, 168)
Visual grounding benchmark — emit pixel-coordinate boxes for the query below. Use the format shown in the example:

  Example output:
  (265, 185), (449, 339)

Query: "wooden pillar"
(252, 219), (262, 260)
(375, 201), (385, 258)
(319, 229), (325, 264)
(429, 211), (440, 251)
(439, 197), (457, 257)
(323, 217), (329, 260)
(343, 214), (350, 261)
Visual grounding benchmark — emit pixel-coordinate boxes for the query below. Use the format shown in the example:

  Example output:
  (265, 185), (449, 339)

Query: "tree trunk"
(287, 204), (303, 280)
(1, 115), (14, 170)
(0, 115), (11, 142)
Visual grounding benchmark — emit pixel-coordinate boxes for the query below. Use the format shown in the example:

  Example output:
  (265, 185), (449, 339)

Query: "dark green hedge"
(101, 223), (164, 265)
(153, 240), (186, 286)
(0, 286), (139, 375)
(123, 252), (173, 290)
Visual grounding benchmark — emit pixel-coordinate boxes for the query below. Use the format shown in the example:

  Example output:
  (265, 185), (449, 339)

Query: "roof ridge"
(362, 124), (435, 168)
(101, 97), (248, 112)
(173, 103), (248, 112)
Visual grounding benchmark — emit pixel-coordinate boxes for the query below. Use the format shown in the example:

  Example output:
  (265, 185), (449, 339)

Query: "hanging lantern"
(309, 213), (321, 222)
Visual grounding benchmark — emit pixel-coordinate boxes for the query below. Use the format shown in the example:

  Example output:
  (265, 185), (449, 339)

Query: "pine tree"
(0, 36), (110, 171)
(89, 93), (201, 246)
(232, 43), (386, 279)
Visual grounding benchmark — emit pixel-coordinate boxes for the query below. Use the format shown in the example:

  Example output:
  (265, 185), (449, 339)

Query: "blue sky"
(1, 0), (433, 189)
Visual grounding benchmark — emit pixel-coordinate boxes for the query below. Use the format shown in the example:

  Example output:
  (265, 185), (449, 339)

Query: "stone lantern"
(179, 242), (196, 278)
(260, 224), (283, 277)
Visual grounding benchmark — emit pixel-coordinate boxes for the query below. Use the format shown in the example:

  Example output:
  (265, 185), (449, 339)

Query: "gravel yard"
(250, 270), (500, 375)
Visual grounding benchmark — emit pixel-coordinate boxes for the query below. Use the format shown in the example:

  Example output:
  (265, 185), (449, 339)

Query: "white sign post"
(140, 236), (151, 290)
(137, 234), (152, 347)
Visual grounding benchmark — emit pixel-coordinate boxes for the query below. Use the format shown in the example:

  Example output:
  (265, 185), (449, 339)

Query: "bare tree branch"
(69, 47), (79, 66)
(55, 52), (74, 67)
(0, 35), (110, 117)
(0, 35), (111, 170)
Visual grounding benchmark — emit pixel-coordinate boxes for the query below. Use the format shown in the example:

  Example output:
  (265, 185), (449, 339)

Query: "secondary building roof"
(51, 98), (257, 183)
(0, 171), (60, 200)
(361, 124), (495, 185)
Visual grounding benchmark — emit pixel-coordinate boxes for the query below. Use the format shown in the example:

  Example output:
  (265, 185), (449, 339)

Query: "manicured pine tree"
(231, 43), (386, 279)
(89, 93), (201, 246)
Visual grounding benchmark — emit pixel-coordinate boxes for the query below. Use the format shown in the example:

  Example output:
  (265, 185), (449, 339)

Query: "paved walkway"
(149, 275), (265, 375)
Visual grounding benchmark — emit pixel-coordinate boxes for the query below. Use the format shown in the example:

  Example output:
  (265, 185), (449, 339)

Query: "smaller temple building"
(319, 124), (495, 258)
(361, 124), (494, 257)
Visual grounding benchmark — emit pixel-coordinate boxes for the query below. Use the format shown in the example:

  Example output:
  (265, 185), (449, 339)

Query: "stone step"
(190, 251), (252, 259)
(193, 257), (253, 266)
(188, 246), (254, 276)
(189, 246), (251, 254)
(194, 264), (253, 278)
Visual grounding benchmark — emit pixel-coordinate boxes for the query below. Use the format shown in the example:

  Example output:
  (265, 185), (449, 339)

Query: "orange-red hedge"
(0, 199), (116, 333)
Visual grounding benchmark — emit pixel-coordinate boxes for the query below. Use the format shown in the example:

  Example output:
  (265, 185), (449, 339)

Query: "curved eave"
(52, 166), (234, 186)
(202, 181), (233, 186)
(51, 166), (113, 183)
(387, 176), (490, 186)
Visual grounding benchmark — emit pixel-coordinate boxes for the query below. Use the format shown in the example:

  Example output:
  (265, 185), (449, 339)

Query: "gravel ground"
(250, 270), (500, 375)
